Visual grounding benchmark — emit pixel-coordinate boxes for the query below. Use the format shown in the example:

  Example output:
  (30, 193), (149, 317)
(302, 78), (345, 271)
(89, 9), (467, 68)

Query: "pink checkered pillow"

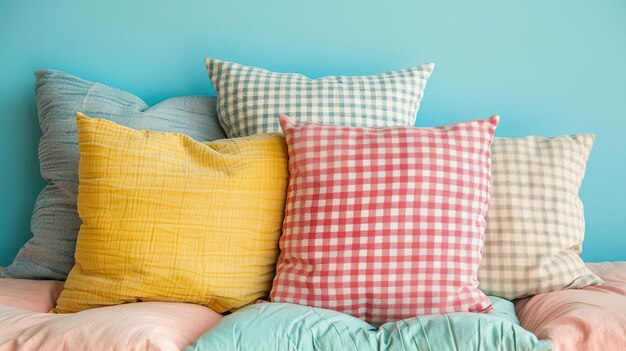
(270, 114), (499, 325)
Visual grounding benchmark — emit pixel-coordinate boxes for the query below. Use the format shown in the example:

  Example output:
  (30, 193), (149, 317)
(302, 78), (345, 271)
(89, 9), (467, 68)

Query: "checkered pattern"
(270, 115), (499, 325)
(478, 135), (603, 299)
(205, 58), (434, 138)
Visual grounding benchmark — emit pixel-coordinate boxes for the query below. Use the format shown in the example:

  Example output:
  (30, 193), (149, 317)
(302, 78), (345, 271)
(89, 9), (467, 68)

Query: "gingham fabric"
(478, 135), (603, 299)
(205, 58), (434, 138)
(270, 115), (499, 325)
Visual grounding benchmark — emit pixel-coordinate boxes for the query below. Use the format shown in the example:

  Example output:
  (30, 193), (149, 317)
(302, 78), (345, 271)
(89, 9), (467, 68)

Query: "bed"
(1, 62), (624, 350)
(1, 263), (624, 350)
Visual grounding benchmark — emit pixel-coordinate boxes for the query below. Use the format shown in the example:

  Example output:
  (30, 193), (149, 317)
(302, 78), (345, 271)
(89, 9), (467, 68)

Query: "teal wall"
(1, 0), (624, 265)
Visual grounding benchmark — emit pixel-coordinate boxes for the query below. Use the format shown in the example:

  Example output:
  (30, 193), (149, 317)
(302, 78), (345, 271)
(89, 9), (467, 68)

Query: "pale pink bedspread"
(3, 263), (625, 350)
(0, 278), (222, 351)
(0, 279), (64, 313)
(515, 262), (626, 351)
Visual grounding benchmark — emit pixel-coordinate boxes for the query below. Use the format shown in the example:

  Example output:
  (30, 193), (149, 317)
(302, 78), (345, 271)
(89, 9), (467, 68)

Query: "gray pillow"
(1, 70), (226, 280)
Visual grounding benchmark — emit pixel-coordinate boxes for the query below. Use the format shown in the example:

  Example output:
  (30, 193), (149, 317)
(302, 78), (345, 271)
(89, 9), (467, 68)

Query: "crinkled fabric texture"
(0, 278), (64, 312)
(0, 277), (221, 350)
(205, 58), (434, 138)
(515, 262), (626, 351)
(271, 115), (498, 325)
(54, 115), (288, 314)
(0, 302), (221, 351)
(186, 297), (552, 351)
(1, 70), (226, 280)
(478, 135), (603, 299)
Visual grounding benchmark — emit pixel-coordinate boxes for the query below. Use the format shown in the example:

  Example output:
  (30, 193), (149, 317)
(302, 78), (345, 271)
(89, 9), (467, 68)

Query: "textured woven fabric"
(53, 114), (288, 314)
(478, 135), (603, 299)
(1, 70), (226, 281)
(270, 115), (499, 325)
(205, 58), (434, 138)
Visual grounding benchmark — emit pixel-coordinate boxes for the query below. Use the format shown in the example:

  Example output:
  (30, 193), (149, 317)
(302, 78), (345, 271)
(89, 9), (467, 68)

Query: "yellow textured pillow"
(53, 113), (288, 314)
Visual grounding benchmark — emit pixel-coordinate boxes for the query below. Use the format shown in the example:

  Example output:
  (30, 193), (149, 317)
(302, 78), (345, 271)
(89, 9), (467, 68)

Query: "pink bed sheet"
(0, 278), (222, 351)
(515, 262), (626, 351)
(3, 263), (625, 350)
(0, 279), (64, 313)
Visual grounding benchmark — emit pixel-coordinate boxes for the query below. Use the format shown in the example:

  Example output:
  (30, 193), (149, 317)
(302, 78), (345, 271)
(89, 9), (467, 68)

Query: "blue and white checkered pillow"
(205, 58), (434, 138)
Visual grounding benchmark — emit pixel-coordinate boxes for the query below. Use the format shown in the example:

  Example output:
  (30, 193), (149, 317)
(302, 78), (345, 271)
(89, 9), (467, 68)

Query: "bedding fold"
(515, 262), (626, 351)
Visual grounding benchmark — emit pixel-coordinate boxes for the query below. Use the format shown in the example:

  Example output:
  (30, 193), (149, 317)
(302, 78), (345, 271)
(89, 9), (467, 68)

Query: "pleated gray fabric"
(1, 70), (225, 280)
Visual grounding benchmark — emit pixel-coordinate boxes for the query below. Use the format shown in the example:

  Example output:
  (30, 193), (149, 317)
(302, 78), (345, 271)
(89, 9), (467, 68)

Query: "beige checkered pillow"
(478, 135), (603, 299)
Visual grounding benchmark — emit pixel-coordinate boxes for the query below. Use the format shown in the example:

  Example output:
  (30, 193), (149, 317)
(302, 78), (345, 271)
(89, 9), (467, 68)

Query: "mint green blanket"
(186, 297), (552, 351)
